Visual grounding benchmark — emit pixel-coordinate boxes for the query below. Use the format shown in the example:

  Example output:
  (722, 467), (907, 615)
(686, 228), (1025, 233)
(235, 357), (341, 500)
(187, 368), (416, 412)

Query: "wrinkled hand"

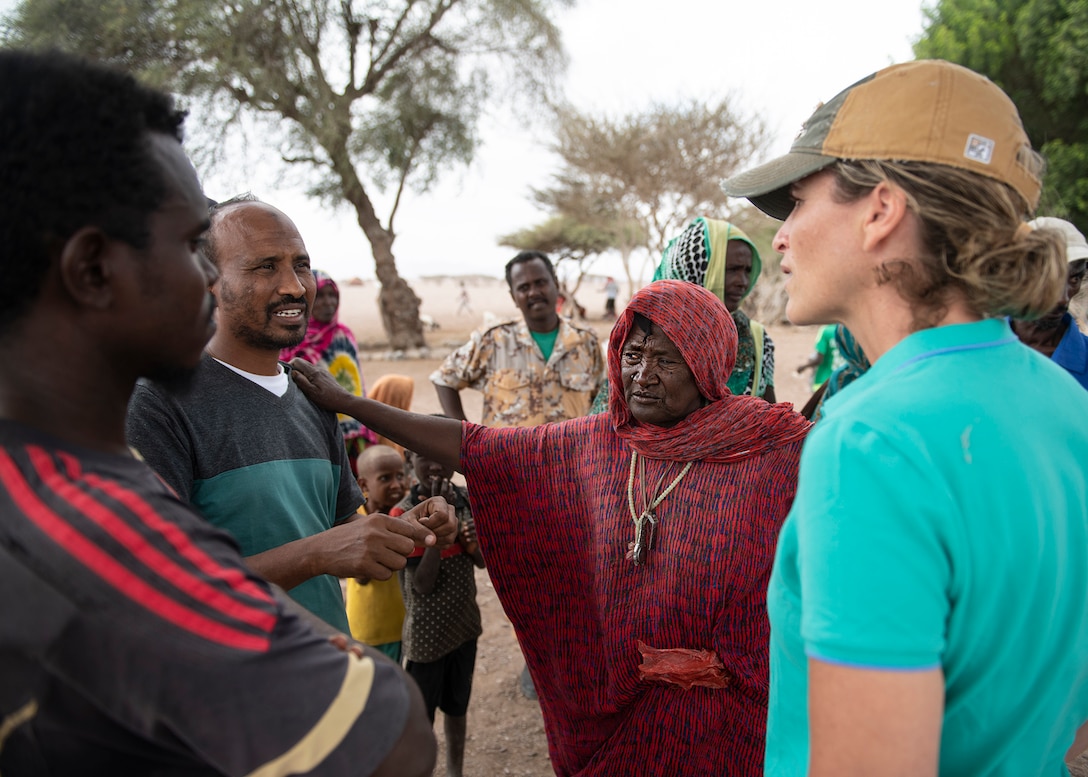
(290, 357), (353, 413)
(400, 496), (458, 549)
(317, 511), (437, 581)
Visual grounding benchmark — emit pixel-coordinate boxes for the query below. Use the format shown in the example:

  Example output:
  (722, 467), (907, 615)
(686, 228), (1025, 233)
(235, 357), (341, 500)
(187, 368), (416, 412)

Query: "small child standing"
(392, 445), (484, 777)
(345, 444), (409, 662)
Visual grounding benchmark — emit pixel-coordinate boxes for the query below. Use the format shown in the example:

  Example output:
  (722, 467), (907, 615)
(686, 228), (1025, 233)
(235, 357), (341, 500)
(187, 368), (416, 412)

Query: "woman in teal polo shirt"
(723, 60), (1088, 776)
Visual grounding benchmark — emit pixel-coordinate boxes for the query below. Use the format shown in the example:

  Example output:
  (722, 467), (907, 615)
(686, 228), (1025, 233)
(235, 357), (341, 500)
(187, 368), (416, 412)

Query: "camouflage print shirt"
(430, 317), (604, 428)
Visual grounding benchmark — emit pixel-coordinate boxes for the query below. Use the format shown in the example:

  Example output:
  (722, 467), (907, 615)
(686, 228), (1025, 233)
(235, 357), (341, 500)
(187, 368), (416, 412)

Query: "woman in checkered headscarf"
(588, 218), (776, 415)
(654, 217), (776, 401)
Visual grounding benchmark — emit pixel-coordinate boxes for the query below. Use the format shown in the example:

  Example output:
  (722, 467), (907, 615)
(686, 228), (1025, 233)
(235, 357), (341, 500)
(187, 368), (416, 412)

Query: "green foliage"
(914, 0), (1088, 230)
(535, 98), (770, 261)
(518, 97), (768, 295)
(499, 215), (633, 259)
(1, 0), (568, 231)
(1, 0), (571, 346)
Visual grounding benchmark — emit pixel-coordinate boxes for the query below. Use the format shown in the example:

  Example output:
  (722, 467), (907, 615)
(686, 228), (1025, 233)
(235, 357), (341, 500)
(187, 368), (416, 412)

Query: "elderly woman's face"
(621, 321), (704, 427)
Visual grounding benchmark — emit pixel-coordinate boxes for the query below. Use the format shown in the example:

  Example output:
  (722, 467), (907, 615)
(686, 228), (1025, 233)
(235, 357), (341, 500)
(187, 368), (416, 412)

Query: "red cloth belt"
(407, 544), (464, 560)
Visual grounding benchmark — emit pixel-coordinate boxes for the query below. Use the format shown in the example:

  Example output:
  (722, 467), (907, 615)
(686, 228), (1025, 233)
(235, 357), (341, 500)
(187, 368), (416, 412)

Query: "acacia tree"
(2, 0), (570, 348)
(498, 213), (645, 302)
(532, 98), (770, 297)
(914, 0), (1088, 230)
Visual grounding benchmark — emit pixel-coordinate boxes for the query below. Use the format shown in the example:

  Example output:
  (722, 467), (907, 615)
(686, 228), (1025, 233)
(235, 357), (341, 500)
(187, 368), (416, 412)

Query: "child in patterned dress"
(392, 444), (484, 777)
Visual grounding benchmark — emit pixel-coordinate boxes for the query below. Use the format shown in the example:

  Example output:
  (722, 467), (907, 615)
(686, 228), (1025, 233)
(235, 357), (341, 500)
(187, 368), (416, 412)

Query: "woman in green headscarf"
(653, 217), (775, 401)
(589, 218), (775, 414)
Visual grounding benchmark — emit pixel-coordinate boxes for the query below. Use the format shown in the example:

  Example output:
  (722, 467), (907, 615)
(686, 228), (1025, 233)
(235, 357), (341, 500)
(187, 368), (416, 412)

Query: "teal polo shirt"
(767, 319), (1088, 776)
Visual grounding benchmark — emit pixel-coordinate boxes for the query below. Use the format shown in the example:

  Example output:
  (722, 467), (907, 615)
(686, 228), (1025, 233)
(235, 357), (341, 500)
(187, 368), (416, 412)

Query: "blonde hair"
(830, 158), (1066, 329)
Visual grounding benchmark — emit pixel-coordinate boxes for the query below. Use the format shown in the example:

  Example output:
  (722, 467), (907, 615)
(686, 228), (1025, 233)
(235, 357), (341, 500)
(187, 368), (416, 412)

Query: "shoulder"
(445, 318), (521, 356)
(335, 321), (357, 343)
(283, 364), (334, 411)
(132, 356), (228, 407)
(130, 377), (173, 410)
(560, 317), (601, 342)
(748, 318), (773, 345)
(476, 317), (521, 338)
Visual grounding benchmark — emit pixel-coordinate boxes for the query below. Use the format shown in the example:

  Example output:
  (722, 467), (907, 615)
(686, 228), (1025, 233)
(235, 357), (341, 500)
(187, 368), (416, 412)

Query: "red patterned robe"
(461, 281), (810, 776)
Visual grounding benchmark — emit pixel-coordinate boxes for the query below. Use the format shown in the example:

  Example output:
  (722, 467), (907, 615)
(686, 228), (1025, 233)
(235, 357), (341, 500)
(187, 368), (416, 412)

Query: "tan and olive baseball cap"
(721, 59), (1041, 220)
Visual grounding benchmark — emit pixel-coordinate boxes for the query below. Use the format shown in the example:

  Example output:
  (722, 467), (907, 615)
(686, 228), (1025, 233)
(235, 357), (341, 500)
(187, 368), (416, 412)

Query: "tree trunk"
(372, 237), (425, 350)
(336, 161), (425, 349)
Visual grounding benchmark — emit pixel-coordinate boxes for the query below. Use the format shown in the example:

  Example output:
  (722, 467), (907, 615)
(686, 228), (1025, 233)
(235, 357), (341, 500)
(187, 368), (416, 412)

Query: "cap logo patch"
(964, 134), (995, 165)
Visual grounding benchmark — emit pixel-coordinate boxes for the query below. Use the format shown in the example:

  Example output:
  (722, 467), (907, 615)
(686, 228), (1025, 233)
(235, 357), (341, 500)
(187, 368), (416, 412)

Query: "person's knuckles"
(381, 523), (425, 551)
(365, 564), (395, 581)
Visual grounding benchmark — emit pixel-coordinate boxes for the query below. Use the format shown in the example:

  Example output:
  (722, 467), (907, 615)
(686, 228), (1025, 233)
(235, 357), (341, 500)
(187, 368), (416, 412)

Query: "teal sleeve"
(796, 419), (952, 669)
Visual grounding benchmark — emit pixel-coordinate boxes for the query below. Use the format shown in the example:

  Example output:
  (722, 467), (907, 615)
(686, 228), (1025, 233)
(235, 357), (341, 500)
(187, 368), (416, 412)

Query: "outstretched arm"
(434, 384), (468, 422)
(795, 352), (822, 375)
(245, 498), (456, 589)
(291, 359), (461, 472)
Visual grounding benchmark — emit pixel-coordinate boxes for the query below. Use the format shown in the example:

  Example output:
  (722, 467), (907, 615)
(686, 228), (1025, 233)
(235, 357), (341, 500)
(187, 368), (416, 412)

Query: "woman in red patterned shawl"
(290, 280), (810, 776)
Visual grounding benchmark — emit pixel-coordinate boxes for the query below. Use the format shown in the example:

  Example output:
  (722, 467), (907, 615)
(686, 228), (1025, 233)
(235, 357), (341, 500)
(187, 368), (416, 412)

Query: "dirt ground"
(334, 277), (825, 776)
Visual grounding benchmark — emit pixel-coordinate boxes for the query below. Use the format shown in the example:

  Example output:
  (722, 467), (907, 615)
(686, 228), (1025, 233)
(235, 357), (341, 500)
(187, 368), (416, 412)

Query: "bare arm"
(795, 353), (822, 374)
(291, 358), (461, 472)
(807, 659), (944, 777)
(460, 513), (485, 568)
(1068, 720), (1088, 764)
(412, 547), (442, 594)
(245, 500), (457, 590)
(434, 384), (468, 422)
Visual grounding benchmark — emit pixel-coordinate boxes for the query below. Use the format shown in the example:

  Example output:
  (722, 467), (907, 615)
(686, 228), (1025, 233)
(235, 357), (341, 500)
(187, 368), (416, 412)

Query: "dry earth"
(336, 278), (821, 777)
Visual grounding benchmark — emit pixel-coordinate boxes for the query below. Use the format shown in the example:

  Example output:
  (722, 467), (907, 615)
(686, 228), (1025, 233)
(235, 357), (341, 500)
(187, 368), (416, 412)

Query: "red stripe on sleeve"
(0, 447), (271, 651)
(38, 449), (277, 632)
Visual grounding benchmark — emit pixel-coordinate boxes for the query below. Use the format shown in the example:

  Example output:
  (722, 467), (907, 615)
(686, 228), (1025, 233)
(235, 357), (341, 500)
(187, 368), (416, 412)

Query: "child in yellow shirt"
(345, 444), (409, 662)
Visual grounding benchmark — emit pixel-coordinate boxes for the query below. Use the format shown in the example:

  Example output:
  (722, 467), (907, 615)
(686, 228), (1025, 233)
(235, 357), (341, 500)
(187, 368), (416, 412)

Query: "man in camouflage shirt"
(431, 251), (604, 428)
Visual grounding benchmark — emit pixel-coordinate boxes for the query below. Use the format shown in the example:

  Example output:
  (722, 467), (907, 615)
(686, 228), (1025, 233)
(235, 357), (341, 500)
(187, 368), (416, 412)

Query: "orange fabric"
(367, 374), (414, 455)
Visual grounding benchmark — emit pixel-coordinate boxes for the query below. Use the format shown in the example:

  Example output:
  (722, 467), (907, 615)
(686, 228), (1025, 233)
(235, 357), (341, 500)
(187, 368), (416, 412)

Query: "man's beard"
(230, 316), (307, 352)
(213, 282), (310, 354)
(233, 324), (304, 351)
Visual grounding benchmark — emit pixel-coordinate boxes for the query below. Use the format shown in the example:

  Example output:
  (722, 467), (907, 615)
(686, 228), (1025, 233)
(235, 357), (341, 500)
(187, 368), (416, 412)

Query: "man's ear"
(860, 181), (911, 253)
(57, 226), (118, 310)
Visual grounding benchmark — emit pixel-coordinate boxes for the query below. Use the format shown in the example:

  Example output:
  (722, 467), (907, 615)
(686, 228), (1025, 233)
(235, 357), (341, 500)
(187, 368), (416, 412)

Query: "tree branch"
(387, 135), (421, 233)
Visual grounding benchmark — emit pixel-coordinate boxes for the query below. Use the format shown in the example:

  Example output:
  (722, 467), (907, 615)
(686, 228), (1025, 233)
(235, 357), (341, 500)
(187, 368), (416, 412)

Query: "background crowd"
(2, 45), (1088, 777)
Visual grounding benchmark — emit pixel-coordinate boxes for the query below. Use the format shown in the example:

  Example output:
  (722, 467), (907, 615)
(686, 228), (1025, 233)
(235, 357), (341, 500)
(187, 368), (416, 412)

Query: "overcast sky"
(3, 0), (928, 281)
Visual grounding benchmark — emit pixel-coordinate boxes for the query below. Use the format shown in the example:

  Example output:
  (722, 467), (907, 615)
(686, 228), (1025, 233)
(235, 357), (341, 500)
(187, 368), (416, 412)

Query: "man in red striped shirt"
(0, 50), (445, 776)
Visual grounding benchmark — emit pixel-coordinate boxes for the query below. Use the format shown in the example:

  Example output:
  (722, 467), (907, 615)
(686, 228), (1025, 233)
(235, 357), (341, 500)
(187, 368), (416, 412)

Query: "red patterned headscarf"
(609, 280), (809, 462)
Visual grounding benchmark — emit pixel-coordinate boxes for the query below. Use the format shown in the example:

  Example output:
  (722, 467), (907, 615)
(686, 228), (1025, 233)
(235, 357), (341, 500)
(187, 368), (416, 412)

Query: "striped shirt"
(0, 420), (408, 776)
